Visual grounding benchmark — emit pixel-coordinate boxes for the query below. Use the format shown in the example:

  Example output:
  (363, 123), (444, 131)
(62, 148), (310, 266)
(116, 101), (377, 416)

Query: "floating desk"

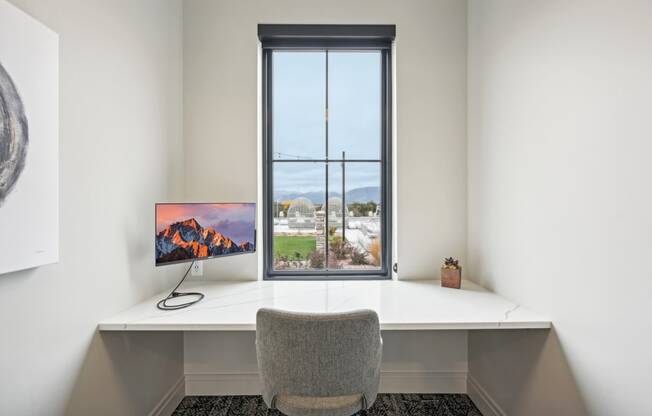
(99, 279), (550, 331)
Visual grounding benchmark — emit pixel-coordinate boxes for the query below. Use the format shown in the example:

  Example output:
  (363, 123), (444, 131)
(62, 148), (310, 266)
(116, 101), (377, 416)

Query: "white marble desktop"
(98, 279), (550, 331)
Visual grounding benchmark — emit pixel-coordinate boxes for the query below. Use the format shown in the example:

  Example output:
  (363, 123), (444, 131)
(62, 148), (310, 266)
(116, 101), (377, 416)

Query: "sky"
(274, 162), (379, 195)
(273, 51), (381, 193)
(156, 203), (255, 244)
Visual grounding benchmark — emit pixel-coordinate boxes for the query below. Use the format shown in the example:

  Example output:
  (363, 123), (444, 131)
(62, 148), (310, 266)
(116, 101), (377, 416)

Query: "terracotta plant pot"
(441, 267), (462, 289)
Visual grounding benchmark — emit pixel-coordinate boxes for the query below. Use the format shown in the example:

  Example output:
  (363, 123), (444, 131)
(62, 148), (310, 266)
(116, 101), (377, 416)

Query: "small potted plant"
(441, 257), (462, 289)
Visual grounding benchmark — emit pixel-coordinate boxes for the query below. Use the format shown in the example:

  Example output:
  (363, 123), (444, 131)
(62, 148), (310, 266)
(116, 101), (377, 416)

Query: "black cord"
(157, 261), (205, 310)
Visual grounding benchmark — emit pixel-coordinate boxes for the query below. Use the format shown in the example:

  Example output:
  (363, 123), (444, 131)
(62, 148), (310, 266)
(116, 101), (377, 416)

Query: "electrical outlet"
(191, 261), (203, 276)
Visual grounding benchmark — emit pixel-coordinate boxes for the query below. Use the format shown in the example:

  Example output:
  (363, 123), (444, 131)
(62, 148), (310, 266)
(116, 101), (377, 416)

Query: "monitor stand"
(157, 261), (205, 310)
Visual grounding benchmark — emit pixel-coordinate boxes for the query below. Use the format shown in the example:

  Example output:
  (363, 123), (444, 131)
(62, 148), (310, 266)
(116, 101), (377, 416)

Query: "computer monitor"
(155, 203), (256, 267)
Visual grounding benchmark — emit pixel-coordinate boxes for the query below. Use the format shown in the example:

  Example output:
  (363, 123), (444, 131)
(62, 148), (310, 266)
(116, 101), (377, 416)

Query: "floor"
(173, 394), (483, 416)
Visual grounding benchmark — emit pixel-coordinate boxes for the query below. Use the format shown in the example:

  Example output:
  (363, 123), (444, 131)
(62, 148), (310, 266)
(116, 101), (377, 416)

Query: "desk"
(99, 279), (550, 331)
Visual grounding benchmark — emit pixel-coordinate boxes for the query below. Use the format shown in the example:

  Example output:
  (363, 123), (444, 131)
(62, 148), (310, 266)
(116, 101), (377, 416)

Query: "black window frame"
(261, 24), (394, 280)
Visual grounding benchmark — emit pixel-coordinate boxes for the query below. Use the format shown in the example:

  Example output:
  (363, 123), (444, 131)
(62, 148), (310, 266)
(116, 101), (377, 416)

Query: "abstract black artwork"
(0, 61), (28, 205)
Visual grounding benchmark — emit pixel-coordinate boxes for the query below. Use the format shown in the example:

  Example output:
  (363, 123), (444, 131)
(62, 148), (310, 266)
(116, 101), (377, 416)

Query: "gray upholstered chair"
(256, 308), (382, 416)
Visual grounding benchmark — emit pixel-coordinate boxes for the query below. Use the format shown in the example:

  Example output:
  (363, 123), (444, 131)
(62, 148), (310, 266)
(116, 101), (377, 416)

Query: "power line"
(274, 152), (316, 160)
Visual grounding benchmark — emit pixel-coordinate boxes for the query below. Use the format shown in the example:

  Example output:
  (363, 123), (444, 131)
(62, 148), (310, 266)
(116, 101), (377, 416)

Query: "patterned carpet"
(173, 394), (482, 416)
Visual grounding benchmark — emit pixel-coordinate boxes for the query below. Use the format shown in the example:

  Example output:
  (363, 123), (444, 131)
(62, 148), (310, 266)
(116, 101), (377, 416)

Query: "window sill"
(264, 274), (392, 281)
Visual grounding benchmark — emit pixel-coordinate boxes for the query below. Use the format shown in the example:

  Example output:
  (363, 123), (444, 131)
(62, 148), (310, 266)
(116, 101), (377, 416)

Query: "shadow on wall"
(65, 330), (183, 416)
(469, 327), (588, 416)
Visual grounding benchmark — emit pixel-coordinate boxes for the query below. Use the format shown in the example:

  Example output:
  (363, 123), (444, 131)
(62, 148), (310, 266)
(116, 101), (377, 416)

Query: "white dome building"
(288, 197), (316, 229)
(327, 196), (344, 226)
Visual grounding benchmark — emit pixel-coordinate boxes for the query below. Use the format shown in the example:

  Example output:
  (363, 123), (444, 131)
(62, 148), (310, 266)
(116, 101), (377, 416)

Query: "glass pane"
(326, 162), (344, 269)
(328, 51), (382, 160)
(273, 51), (326, 160)
(273, 162), (326, 271)
(327, 162), (382, 270)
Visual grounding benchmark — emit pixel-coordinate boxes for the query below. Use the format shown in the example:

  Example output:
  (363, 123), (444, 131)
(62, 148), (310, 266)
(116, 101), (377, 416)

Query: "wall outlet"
(191, 261), (203, 276)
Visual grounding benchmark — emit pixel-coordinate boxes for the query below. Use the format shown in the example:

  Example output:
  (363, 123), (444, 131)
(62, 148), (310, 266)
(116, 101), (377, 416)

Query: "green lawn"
(274, 235), (316, 260)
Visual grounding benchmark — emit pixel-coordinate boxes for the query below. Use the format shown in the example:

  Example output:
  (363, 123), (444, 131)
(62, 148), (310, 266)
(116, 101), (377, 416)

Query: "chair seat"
(275, 393), (364, 416)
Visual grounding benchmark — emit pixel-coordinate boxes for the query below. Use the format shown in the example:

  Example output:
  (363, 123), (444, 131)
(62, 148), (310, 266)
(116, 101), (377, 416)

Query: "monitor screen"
(155, 203), (256, 266)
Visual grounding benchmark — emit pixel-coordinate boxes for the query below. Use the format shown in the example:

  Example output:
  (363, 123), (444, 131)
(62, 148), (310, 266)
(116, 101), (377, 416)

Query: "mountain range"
(274, 186), (380, 204)
(156, 218), (254, 264)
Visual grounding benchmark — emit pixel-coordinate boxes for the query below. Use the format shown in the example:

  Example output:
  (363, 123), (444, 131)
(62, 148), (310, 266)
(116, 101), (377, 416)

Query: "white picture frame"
(0, 0), (59, 274)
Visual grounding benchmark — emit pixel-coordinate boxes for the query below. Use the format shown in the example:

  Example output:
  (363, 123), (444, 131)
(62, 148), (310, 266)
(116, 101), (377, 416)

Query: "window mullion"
(324, 50), (330, 271)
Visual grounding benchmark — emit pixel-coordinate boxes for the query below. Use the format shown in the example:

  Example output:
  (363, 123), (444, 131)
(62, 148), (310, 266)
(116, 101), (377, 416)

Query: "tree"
(347, 201), (378, 217)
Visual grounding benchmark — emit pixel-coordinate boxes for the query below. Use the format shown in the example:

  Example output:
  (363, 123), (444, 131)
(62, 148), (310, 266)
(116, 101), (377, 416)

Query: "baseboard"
(380, 370), (467, 393)
(185, 370), (467, 396)
(149, 376), (185, 416)
(186, 372), (262, 396)
(467, 374), (507, 416)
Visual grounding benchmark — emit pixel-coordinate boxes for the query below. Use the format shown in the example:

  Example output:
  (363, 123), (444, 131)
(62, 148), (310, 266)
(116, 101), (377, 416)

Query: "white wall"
(183, 0), (468, 280)
(184, 331), (468, 395)
(0, 1), (185, 415)
(467, 1), (652, 415)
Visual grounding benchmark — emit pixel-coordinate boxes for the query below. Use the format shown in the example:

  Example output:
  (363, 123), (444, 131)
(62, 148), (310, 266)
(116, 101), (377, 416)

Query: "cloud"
(274, 162), (379, 192)
(156, 203), (256, 235)
(212, 220), (256, 244)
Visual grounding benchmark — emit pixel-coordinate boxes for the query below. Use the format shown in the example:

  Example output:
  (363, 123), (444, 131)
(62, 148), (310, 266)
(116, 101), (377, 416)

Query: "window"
(260, 25), (394, 279)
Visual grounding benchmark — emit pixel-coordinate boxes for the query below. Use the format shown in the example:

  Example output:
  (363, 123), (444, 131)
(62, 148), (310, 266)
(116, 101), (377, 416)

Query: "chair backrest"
(256, 308), (382, 406)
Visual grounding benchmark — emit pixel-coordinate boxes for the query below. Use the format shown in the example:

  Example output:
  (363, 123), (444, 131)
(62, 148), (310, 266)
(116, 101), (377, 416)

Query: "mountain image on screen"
(156, 218), (254, 264)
